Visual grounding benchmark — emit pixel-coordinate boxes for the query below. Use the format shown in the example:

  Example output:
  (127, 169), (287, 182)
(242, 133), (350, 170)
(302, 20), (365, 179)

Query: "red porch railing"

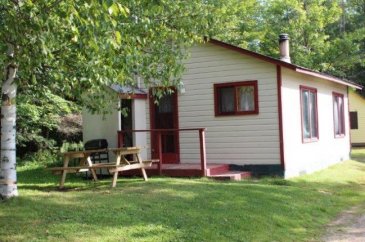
(117, 128), (207, 176)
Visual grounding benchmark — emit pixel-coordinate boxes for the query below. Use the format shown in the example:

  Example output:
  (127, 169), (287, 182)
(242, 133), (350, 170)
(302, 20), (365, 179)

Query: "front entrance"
(150, 90), (179, 164)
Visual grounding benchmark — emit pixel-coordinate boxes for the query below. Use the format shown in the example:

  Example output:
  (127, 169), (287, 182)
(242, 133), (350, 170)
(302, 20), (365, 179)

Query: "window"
(214, 81), (258, 116)
(300, 86), (318, 142)
(333, 92), (345, 137)
(350, 111), (358, 130)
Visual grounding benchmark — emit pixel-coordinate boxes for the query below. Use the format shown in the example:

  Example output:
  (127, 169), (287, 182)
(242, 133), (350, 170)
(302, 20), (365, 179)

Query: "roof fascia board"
(295, 68), (362, 89)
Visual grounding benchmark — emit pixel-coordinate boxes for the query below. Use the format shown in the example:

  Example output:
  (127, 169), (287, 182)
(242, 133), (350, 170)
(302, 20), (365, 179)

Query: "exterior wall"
(146, 43), (281, 165)
(82, 106), (120, 150)
(83, 99), (148, 160)
(133, 99), (148, 159)
(82, 103), (120, 164)
(349, 90), (365, 145)
(281, 68), (351, 178)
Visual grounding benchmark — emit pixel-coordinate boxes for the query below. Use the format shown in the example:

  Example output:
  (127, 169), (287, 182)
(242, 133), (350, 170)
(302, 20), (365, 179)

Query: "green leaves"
(214, 0), (364, 85)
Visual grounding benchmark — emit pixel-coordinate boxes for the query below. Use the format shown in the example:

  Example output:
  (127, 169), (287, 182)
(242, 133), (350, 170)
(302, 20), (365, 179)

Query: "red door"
(150, 90), (179, 164)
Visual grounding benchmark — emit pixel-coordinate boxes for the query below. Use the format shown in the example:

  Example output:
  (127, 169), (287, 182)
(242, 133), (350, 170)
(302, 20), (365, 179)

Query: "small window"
(333, 92), (345, 137)
(350, 111), (358, 130)
(300, 86), (318, 142)
(214, 81), (258, 116)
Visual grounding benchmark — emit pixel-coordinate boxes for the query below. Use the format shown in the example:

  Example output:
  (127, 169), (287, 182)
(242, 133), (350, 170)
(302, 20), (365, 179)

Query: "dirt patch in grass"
(322, 204), (365, 242)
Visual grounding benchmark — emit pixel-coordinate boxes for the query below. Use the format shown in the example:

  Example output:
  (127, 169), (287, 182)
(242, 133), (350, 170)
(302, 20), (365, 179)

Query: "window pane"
(219, 87), (234, 113)
(334, 95), (345, 135)
(158, 95), (173, 113)
(237, 86), (255, 111)
(338, 97), (344, 134)
(310, 91), (317, 138)
(333, 97), (339, 134)
(350, 111), (358, 129)
(302, 90), (311, 139)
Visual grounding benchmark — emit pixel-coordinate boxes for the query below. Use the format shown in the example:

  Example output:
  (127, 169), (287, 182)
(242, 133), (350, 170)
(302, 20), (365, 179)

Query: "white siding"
(281, 69), (350, 178)
(146, 43), (280, 165)
(82, 103), (120, 166)
(133, 99), (148, 159)
(83, 99), (148, 160)
(82, 105), (120, 150)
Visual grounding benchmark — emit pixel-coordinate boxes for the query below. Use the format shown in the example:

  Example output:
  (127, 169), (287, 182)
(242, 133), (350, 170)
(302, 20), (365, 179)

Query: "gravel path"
(322, 205), (365, 242)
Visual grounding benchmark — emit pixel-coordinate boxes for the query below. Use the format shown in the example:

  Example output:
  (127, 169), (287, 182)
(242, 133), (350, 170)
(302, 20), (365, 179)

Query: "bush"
(16, 87), (82, 156)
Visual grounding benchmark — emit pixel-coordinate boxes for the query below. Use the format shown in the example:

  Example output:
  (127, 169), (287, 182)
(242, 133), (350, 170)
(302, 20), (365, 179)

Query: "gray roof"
(110, 83), (147, 95)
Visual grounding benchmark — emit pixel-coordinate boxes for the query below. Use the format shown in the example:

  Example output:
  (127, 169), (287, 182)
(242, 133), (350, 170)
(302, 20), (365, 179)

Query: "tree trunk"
(0, 62), (18, 199)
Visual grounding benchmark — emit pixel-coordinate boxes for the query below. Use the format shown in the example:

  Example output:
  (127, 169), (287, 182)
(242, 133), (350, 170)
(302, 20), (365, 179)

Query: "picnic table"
(48, 147), (158, 189)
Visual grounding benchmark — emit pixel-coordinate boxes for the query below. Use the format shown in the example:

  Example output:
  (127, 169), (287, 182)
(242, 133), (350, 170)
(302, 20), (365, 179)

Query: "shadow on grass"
(2, 167), (365, 241)
(16, 166), (152, 194)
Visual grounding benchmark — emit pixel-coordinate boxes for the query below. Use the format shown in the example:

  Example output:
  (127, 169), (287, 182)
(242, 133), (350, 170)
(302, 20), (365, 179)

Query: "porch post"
(157, 131), (163, 175)
(199, 128), (207, 176)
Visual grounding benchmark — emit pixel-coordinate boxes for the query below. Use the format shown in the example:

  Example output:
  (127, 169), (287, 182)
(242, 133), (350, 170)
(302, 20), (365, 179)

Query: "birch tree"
(0, 0), (226, 199)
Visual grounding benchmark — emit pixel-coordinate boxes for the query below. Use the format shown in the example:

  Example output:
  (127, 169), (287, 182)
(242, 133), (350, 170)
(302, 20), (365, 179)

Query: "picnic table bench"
(48, 147), (158, 189)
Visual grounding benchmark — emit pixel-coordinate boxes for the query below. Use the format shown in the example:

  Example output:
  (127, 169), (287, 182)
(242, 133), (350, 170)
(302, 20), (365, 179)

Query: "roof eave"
(295, 68), (362, 90)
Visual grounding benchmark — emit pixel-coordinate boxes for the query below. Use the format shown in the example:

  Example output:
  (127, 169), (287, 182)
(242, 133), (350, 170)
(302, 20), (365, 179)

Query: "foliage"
(60, 141), (84, 153)
(215, 0), (365, 85)
(1, 151), (365, 241)
(0, 0), (229, 112)
(16, 86), (80, 155)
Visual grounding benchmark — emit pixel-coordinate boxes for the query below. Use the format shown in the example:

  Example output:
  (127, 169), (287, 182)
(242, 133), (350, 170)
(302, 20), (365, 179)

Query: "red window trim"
(214, 81), (259, 117)
(333, 92), (345, 138)
(300, 85), (319, 143)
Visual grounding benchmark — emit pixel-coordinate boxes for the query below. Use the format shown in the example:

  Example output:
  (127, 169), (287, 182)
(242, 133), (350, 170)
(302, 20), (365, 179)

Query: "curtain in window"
(334, 96), (344, 135)
(219, 87), (234, 112)
(333, 97), (339, 134)
(237, 86), (254, 111)
(309, 91), (317, 138)
(339, 97), (344, 133)
(302, 90), (311, 139)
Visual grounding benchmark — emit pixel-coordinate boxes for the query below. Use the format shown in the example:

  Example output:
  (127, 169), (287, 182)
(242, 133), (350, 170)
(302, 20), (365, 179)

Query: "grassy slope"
(1, 152), (365, 242)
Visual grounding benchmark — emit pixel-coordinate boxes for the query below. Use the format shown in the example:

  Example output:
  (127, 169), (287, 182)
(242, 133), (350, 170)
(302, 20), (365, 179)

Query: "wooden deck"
(119, 163), (251, 180)
(120, 163), (223, 177)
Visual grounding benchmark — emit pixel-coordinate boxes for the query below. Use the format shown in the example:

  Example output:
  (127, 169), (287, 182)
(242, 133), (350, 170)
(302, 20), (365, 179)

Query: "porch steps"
(207, 171), (251, 181)
(206, 164), (251, 181)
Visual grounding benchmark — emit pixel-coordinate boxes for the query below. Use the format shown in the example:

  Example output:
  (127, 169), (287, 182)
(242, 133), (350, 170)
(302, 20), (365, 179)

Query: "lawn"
(1, 151), (365, 242)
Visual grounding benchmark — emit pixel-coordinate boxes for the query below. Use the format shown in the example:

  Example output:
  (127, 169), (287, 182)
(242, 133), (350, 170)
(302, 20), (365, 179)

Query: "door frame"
(149, 88), (180, 164)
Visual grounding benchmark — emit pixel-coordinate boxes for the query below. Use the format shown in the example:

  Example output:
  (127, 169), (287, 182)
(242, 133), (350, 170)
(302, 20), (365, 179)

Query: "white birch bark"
(0, 46), (18, 198)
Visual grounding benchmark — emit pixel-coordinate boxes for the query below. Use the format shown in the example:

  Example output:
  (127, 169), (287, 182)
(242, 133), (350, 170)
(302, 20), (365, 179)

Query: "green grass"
(1, 152), (365, 242)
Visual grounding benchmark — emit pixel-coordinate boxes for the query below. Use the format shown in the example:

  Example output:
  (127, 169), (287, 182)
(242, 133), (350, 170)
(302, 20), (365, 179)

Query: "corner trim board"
(276, 65), (285, 170)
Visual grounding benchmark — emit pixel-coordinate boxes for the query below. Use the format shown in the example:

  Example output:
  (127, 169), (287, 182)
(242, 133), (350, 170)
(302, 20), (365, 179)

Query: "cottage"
(349, 90), (365, 147)
(83, 34), (361, 178)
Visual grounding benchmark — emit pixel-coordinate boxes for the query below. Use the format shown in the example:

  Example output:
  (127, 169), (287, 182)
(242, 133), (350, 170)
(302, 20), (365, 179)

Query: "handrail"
(117, 128), (207, 176)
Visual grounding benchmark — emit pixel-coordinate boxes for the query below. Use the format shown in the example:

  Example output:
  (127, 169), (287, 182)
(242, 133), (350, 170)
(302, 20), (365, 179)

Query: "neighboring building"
(349, 90), (365, 147)
(83, 34), (362, 178)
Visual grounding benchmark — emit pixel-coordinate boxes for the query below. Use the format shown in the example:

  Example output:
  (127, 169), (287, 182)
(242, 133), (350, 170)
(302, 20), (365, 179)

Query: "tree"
(0, 0), (226, 199)
(324, 0), (365, 86)
(17, 87), (81, 155)
(215, 0), (364, 85)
